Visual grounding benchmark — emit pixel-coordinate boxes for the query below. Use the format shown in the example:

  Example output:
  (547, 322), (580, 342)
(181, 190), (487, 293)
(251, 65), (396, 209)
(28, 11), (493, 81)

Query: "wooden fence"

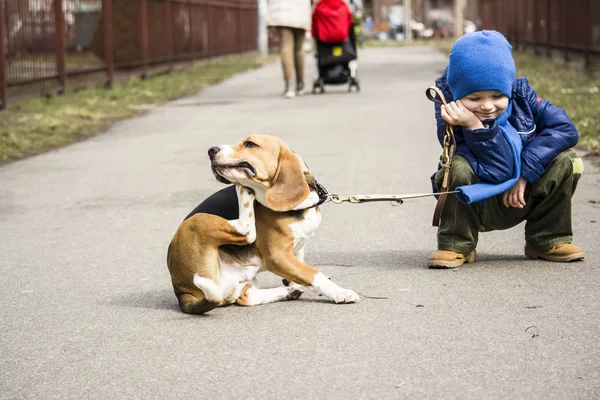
(0, 0), (258, 109)
(480, 0), (600, 66)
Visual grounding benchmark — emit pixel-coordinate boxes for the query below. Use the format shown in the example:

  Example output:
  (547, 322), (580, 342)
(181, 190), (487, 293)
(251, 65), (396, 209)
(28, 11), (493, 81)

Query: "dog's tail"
(177, 275), (223, 315)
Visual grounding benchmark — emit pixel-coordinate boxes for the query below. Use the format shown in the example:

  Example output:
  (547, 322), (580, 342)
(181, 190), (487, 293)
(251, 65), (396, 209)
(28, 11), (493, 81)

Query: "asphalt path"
(1, 47), (599, 399)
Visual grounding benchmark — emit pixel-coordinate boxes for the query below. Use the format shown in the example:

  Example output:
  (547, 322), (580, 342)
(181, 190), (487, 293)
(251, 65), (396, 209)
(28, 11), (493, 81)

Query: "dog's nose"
(208, 146), (221, 159)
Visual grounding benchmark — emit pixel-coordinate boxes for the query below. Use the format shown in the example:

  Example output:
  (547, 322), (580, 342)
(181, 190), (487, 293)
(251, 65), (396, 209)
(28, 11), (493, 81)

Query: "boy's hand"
(502, 177), (528, 209)
(441, 100), (484, 130)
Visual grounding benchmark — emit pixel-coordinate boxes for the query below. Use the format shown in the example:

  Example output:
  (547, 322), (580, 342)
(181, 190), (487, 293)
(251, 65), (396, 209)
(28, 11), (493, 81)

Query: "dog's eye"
(243, 141), (259, 148)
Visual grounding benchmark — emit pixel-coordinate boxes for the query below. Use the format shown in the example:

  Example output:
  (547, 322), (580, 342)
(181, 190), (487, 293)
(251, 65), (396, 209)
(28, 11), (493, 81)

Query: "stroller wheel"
(313, 84), (325, 94)
(312, 79), (325, 94)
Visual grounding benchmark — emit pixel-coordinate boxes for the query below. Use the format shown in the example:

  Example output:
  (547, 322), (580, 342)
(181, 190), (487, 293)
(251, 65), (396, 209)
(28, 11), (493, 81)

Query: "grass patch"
(433, 40), (600, 157)
(515, 54), (600, 156)
(364, 38), (454, 48)
(0, 53), (275, 163)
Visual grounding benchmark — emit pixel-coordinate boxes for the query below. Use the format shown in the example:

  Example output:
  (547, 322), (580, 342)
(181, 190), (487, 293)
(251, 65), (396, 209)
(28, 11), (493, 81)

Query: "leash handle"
(426, 86), (448, 106)
(426, 86), (456, 227)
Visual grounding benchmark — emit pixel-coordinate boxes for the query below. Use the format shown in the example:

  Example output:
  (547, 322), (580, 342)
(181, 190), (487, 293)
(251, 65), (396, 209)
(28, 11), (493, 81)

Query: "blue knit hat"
(447, 30), (516, 100)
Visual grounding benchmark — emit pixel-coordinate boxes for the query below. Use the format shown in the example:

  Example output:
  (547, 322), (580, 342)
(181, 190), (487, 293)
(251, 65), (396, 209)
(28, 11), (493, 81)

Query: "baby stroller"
(311, 0), (360, 94)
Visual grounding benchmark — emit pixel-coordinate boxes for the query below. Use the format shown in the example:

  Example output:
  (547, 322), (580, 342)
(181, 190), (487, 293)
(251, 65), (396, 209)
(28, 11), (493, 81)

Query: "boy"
(429, 30), (584, 268)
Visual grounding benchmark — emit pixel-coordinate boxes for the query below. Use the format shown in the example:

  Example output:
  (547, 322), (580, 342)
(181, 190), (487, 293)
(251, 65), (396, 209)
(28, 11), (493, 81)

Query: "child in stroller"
(311, 0), (360, 93)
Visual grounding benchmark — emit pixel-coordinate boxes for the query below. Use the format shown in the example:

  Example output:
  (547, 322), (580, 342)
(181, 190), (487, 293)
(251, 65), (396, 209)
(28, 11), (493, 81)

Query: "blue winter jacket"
(433, 68), (579, 185)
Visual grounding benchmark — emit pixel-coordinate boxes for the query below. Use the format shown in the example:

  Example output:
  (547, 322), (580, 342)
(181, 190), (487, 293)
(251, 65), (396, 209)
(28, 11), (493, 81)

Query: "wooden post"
(584, 0), (592, 68)
(165, 0), (173, 71)
(545, 0), (551, 57)
(103, 0), (114, 88)
(515, 0), (521, 50)
(140, 0), (149, 78)
(237, 6), (242, 52)
(188, 0), (195, 62)
(562, 0), (569, 61)
(54, 0), (66, 94)
(533, 0), (539, 55)
(0, 1), (7, 109)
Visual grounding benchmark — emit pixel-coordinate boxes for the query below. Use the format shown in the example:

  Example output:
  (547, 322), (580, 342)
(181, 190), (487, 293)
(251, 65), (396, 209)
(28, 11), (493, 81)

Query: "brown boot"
(428, 250), (477, 269)
(524, 243), (584, 262)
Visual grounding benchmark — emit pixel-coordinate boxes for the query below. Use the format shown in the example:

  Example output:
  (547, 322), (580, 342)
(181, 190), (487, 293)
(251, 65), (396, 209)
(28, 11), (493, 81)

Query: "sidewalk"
(1, 47), (599, 399)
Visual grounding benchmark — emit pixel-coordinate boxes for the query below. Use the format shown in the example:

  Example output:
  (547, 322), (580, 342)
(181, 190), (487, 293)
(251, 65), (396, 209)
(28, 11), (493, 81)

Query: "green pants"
(433, 150), (583, 253)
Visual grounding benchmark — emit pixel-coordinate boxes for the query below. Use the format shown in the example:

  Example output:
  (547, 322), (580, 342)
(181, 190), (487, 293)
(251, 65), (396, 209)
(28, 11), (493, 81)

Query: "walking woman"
(267, 0), (312, 98)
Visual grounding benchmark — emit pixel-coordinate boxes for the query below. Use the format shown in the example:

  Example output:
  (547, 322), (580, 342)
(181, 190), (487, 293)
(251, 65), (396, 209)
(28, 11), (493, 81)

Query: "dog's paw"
(245, 226), (256, 244)
(285, 285), (304, 300)
(331, 289), (360, 304)
(286, 287), (304, 300)
(228, 219), (255, 241)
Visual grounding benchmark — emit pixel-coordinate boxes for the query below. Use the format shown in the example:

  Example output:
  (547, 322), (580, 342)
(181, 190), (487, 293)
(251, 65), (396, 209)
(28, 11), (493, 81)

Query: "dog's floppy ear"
(265, 147), (310, 212)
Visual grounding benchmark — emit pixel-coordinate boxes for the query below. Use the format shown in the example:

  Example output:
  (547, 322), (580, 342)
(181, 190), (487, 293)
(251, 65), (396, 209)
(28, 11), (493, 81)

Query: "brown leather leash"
(425, 86), (456, 227)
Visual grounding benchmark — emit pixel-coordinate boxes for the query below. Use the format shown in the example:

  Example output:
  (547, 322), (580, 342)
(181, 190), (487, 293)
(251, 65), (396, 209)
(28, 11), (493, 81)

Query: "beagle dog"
(167, 134), (359, 314)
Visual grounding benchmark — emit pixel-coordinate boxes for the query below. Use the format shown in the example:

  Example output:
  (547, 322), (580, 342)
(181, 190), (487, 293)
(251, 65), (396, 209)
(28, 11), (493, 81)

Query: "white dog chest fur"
(218, 256), (263, 303)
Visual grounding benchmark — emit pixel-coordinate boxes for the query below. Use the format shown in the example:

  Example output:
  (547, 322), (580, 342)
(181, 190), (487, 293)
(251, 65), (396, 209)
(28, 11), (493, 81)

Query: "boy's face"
(459, 90), (509, 121)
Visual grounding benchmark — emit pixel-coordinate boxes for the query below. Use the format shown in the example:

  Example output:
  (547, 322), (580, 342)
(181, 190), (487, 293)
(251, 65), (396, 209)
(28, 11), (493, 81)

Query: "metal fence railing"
(0, 0), (258, 109)
(480, 0), (600, 67)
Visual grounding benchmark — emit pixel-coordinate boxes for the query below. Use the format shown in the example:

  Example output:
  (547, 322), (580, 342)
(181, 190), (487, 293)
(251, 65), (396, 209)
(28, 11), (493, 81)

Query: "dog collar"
(314, 180), (329, 207)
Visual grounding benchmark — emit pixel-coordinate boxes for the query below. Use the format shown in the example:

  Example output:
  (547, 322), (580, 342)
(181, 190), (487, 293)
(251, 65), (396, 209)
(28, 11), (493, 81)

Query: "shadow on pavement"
(309, 249), (431, 270)
(110, 288), (179, 312)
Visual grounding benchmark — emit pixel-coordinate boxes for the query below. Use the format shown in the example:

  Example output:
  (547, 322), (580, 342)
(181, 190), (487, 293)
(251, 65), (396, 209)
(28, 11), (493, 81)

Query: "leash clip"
(328, 194), (360, 204)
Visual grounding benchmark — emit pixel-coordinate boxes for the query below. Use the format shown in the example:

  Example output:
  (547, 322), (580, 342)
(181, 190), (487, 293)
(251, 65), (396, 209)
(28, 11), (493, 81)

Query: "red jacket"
(312, 0), (353, 44)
